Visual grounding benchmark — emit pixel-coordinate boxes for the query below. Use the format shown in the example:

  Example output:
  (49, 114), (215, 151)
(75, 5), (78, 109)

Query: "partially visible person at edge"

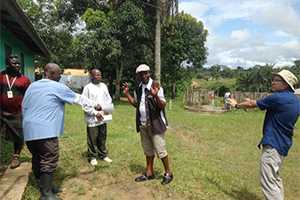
(0, 55), (31, 169)
(122, 64), (173, 185)
(22, 63), (101, 200)
(229, 69), (300, 200)
(224, 91), (232, 110)
(82, 68), (114, 166)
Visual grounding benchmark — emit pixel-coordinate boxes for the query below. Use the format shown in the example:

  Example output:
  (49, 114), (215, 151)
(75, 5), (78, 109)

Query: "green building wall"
(0, 24), (35, 81)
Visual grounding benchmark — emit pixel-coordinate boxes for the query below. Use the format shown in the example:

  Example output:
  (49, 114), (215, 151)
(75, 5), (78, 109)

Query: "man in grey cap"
(122, 64), (173, 185)
(229, 69), (300, 200)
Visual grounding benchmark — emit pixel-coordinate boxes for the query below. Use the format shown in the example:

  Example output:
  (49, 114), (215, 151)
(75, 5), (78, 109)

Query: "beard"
(6, 67), (20, 76)
(92, 79), (101, 84)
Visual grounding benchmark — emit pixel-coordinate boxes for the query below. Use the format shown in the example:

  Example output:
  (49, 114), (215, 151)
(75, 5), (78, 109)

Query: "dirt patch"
(58, 167), (181, 200)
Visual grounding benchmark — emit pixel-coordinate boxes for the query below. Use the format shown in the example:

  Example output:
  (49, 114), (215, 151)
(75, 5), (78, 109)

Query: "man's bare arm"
(229, 98), (257, 109)
(122, 82), (137, 107)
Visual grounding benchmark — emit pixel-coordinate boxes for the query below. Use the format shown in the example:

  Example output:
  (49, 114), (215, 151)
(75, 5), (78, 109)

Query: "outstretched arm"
(122, 82), (137, 107)
(229, 98), (257, 109)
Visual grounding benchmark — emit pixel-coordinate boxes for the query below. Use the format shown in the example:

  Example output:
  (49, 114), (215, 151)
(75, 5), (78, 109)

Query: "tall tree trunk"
(115, 62), (123, 100)
(175, 0), (178, 14)
(154, 0), (161, 84)
(171, 82), (176, 99)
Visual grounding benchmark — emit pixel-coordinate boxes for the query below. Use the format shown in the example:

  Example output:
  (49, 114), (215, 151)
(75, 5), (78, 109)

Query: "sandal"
(10, 154), (21, 169)
(161, 173), (173, 185)
(135, 174), (155, 182)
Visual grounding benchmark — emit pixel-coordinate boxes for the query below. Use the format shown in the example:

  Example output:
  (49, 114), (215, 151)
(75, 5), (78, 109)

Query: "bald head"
(44, 63), (62, 82)
(90, 68), (102, 84)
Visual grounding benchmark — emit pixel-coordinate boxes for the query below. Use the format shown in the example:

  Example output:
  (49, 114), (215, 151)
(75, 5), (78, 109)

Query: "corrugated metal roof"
(1, 0), (50, 57)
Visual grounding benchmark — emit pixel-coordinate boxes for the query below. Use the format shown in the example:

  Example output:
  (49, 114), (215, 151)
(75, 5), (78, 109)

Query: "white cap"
(136, 64), (150, 74)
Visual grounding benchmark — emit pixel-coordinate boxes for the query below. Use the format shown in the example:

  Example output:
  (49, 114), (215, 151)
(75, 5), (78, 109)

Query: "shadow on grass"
(27, 165), (102, 195)
(129, 163), (144, 174)
(129, 163), (163, 180)
(0, 138), (13, 165)
(25, 173), (40, 197)
(81, 151), (88, 159)
(206, 176), (262, 200)
(54, 166), (80, 190)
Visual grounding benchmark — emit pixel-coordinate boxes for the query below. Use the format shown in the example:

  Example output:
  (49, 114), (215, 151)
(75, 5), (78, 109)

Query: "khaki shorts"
(139, 125), (168, 158)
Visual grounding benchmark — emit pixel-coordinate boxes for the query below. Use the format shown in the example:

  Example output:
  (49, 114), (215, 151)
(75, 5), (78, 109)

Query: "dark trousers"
(87, 124), (107, 160)
(26, 137), (59, 178)
(0, 113), (23, 154)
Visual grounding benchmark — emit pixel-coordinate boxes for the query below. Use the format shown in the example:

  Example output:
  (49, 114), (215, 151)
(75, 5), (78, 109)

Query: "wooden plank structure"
(185, 88), (270, 107)
(185, 88), (215, 106)
(231, 91), (270, 103)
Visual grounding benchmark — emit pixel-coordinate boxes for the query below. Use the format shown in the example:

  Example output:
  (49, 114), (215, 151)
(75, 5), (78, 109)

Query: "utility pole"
(145, 0), (179, 84)
(154, 0), (161, 84)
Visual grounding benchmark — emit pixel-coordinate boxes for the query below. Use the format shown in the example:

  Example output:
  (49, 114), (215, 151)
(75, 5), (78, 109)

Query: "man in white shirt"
(82, 68), (114, 166)
(224, 91), (232, 110)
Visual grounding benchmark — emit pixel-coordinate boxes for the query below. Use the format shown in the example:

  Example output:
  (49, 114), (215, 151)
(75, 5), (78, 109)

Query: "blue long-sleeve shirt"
(22, 79), (95, 141)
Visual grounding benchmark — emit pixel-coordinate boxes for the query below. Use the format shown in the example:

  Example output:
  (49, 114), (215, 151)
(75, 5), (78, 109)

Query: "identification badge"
(7, 91), (13, 98)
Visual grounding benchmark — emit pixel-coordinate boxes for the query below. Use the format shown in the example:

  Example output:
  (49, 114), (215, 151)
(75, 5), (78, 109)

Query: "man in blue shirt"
(229, 69), (300, 200)
(22, 63), (99, 200)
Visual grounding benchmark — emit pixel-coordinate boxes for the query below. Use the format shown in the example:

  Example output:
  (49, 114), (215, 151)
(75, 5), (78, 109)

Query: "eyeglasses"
(272, 78), (284, 82)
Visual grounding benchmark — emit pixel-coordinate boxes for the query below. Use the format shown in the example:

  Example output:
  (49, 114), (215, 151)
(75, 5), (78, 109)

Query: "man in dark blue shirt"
(229, 69), (300, 200)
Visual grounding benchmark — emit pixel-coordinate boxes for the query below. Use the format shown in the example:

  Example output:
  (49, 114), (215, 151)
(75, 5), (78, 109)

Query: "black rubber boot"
(36, 179), (62, 194)
(39, 173), (59, 200)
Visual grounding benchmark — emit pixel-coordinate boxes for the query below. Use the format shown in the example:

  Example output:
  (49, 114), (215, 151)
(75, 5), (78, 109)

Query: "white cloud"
(179, 0), (300, 68)
(230, 29), (250, 43)
(274, 30), (292, 38)
(274, 61), (295, 68)
(282, 40), (300, 50)
(250, 2), (300, 36)
(208, 40), (300, 68)
(179, 1), (209, 17)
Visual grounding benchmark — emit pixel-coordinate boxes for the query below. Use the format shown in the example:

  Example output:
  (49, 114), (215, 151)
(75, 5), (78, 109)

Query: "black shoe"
(135, 174), (155, 182)
(36, 179), (62, 194)
(40, 192), (59, 200)
(161, 173), (173, 185)
(39, 173), (59, 200)
(51, 185), (62, 194)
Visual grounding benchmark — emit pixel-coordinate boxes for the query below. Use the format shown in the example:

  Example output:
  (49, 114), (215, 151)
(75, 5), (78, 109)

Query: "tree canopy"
(17, 0), (208, 99)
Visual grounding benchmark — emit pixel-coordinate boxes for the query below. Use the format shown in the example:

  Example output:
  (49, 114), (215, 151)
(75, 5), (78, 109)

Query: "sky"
(178, 0), (300, 68)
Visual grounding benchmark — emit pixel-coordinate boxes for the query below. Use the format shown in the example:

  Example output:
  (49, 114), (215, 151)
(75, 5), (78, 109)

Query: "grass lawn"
(21, 100), (300, 200)
(0, 139), (13, 177)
